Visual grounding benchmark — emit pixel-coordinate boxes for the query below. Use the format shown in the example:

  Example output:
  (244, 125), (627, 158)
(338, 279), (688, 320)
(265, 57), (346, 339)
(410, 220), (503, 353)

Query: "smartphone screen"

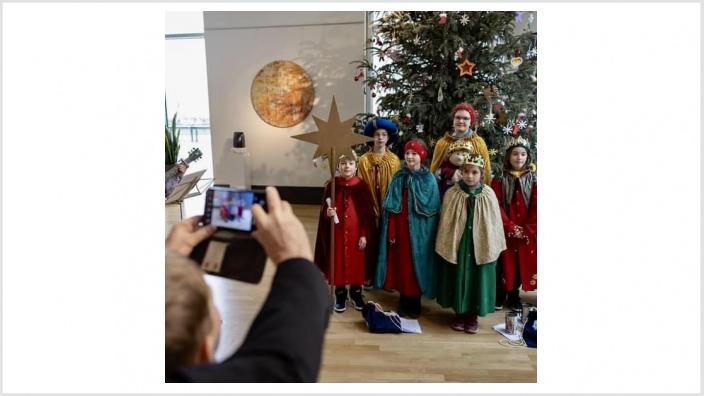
(202, 187), (266, 232)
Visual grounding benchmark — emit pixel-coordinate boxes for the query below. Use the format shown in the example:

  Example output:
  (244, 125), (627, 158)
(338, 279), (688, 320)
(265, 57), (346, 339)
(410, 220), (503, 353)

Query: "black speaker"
(233, 131), (246, 148)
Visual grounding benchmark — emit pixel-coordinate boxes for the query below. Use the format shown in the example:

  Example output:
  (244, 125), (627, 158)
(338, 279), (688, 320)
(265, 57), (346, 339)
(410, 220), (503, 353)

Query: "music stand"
(165, 169), (207, 204)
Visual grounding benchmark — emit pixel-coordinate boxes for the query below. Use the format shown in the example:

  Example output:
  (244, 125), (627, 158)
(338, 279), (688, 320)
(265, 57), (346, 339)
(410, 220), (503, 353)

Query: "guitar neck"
(165, 150), (201, 181)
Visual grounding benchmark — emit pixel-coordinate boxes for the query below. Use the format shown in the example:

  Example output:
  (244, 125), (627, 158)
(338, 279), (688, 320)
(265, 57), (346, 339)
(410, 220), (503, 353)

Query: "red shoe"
(451, 314), (466, 332)
(464, 314), (479, 334)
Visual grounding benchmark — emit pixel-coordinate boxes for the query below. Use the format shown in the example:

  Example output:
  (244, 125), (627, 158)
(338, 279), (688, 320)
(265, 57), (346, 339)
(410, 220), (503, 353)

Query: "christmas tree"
(352, 11), (537, 176)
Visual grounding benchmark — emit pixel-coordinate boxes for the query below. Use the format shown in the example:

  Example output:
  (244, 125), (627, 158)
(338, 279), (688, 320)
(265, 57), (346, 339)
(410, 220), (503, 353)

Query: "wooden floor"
(200, 204), (537, 383)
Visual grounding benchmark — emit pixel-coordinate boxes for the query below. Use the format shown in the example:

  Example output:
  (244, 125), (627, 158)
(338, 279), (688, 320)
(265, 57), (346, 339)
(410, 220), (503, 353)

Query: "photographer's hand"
(166, 216), (216, 257)
(252, 186), (313, 265)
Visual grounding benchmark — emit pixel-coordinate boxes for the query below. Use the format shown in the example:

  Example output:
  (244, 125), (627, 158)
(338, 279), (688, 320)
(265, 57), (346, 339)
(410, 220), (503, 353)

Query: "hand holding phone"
(166, 216), (216, 257)
(250, 186), (313, 265)
(190, 187), (269, 284)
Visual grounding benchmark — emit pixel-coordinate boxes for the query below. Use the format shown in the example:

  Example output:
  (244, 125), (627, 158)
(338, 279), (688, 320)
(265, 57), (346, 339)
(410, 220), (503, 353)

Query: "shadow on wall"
(250, 24), (362, 187)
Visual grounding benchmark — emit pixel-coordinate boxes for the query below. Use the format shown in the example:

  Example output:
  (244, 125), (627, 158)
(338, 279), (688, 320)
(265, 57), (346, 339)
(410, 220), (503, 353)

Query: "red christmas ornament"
(439, 13), (447, 25)
(402, 114), (411, 125)
(493, 103), (504, 112)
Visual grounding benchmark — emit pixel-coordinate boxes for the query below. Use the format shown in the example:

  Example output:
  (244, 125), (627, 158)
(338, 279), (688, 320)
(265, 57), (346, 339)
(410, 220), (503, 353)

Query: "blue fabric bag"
(362, 301), (402, 333)
(522, 309), (537, 348)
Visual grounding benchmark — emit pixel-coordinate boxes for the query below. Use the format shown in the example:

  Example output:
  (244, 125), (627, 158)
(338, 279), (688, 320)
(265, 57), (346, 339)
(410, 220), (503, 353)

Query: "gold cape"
(357, 150), (401, 218)
(435, 184), (507, 265)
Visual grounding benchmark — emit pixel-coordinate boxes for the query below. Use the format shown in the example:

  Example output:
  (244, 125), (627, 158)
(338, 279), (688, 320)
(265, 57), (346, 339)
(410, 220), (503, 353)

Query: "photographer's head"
(165, 251), (221, 371)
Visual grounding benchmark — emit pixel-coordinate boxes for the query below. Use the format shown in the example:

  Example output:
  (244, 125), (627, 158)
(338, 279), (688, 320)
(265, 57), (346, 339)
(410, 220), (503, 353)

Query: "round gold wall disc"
(250, 60), (315, 128)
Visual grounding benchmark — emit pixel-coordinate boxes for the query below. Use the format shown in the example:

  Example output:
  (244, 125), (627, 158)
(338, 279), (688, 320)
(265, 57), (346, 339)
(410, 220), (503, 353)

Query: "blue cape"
(375, 166), (441, 298)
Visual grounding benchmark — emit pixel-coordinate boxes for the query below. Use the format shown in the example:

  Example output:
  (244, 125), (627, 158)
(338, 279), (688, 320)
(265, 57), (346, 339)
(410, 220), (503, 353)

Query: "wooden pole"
(329, 147), (336, 298)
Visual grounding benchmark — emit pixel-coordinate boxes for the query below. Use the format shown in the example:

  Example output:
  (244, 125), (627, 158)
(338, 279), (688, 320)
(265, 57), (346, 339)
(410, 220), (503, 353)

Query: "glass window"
(165, 12), (212, 217)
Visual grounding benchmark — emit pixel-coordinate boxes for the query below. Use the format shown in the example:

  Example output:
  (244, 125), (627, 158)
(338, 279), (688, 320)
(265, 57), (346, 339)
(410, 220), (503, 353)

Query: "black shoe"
(349, 286), (365, 311)
(506, 290), (522, 312)
(334, 287), (348, 313)
(396, 296), (409, 318)
(406, 296), (421, 319)
(495, 290), (506, 310)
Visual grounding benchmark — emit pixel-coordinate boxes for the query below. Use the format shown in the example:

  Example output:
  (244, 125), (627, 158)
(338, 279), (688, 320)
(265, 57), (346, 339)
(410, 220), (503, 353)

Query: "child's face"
(404, 150), (422, 170)
(338, 159), (357, 178)
(452, 110), (472, 134)
(509, 147), (528, 171)
(448, 150), (470, 166)
(373, 129), (389, 147)
(461, 165), (483, 187)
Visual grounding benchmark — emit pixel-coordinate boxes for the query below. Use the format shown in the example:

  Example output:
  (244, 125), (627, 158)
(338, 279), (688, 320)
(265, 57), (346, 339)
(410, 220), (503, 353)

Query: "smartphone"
(201, 187), (267, 232)
(190, 187), (268, 284)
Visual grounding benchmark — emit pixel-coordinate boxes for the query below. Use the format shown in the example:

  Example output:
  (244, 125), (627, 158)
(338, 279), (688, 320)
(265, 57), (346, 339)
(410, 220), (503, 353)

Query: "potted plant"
(165, 112), (180, 165)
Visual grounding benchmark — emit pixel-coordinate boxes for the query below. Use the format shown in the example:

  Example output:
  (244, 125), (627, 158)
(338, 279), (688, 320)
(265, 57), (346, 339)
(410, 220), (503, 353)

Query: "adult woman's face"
(453, 110), (472, 134)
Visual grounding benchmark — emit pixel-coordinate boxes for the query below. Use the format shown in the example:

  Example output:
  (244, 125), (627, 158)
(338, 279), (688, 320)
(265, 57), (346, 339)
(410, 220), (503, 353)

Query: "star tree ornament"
(457, 59), (476, 77)
(459, 14), (470, 26)
(503, 123), (513, 135)
(484, 112), (495, 125)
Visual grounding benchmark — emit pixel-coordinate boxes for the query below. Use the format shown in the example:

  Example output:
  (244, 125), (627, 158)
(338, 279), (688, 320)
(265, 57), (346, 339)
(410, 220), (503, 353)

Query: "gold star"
(291, 96), (372, 169)
(457, 59), (476, 77)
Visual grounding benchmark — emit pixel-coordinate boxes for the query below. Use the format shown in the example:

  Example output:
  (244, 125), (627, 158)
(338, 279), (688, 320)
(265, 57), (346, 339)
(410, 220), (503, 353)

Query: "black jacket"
(166, 258), (332, 382)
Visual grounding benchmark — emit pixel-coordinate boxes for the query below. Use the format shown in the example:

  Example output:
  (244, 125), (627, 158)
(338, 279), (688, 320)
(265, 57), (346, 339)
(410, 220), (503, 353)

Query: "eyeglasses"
(454, 116), (470, 121)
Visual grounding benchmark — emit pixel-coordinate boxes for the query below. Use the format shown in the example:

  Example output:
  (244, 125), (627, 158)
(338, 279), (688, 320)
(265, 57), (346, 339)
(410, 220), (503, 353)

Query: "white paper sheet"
(493, 322), (523, 342)
(400, 318), (422, 334)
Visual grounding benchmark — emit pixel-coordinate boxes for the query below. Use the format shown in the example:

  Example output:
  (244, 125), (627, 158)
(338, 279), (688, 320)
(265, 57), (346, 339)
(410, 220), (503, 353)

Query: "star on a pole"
(457, 59), (476, 77)
(291, 96), (372, 170)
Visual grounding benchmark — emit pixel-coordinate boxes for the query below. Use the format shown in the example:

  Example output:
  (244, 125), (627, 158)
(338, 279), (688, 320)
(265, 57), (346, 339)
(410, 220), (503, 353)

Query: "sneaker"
(451, 314), (466, 332)
(349, 286), (365, 311)
(464, 313), (479, 334)
(334, 287), (348, 313)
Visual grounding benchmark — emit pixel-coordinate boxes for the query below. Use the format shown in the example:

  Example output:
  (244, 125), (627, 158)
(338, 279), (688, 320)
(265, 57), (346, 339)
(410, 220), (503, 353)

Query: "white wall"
(203, 11), (365, 188)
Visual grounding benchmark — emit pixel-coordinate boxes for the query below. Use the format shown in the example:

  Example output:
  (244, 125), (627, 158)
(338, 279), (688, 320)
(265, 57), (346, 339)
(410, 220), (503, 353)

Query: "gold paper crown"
(463, 154), (485, 168)
(448, 139), (474, 153)
(337, 152), (358, 162)
(505, 135), (531, 151)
